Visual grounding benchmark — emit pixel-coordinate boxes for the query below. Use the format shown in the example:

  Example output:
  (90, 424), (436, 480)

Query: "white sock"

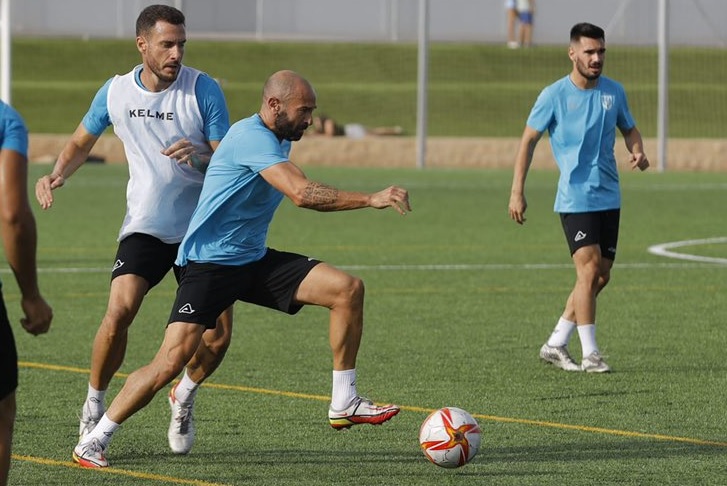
(86, 383), (106, 417)
(331, 369), (357, 411)
(84, 414), (119, 449)
(546, 317), (577, 347)
(173, 370), (199, 406)
(577, 324), (599, 358)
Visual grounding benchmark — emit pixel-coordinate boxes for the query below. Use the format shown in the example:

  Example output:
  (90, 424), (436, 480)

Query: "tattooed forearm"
(301, 182), (340, 210)
(299, 181), (369, 211)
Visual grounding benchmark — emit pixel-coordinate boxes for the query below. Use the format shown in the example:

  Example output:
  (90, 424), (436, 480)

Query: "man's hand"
(629, 152), (649, 171)
(162, 138), (209, 173)
(369, 186), (411, 215)
(508, 192), (528, 224)
(20, 295), (53, 336)
(35, 174), (66, 209)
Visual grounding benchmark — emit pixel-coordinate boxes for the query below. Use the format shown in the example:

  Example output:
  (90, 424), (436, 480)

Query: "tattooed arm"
(261, 161), (411, 215)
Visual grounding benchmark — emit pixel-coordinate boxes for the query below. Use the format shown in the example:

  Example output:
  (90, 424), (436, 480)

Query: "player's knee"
(102, 306), (137, 331)
(598, 271), (611, 289)
(327, 274), (365, 312)
(340, 275), (365, 307)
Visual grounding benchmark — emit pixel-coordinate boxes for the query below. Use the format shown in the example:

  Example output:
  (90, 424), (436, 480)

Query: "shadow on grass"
(106, 439), (723, 482)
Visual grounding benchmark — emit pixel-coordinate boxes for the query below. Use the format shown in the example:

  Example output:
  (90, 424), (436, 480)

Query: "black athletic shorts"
(168, 248), (321, 329)
(0, 286), (18, 400)
(559, 209), (620, 261)
(112, 233), (181, 289)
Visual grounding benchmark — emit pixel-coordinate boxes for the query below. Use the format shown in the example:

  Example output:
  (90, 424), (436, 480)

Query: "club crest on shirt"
(601, 94), (614, 110)
(567, 96), (580, 111)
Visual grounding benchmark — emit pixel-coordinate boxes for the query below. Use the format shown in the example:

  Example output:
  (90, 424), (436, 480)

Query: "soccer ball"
(419, 407), (481, 468)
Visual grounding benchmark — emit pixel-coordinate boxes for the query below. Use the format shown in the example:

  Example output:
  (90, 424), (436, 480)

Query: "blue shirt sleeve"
(195, 74), (230, 142)
(616, 84), (635, 131)
(526, 85), (555, 133)
(0, 102), (29, 156)
(81, 78), (113, 136)
(83, 73), (228, 141)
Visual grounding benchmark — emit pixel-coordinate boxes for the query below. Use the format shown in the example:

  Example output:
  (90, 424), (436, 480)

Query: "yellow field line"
(398, 404), (727, 448)
(12, 454), (229, 486)
(177, 383), (727, 446)
(19, 361), (727, 448)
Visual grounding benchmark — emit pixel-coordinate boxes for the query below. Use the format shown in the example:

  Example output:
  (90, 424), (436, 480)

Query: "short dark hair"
(136, 4), (185, 36)
(570, 23), (605, 43)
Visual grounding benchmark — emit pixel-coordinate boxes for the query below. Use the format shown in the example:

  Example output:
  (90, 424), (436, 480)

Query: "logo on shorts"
(178, 303), (195, 314)
(112, 259), (124, 271)
(574, 231), (587, 242)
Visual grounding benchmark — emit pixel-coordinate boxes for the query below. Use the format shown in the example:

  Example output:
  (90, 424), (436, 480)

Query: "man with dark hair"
(35, 4), (232, 456)
(71, 69), (407, 468)
(508, 22), (649, 373)
(0, 100), (53, 486)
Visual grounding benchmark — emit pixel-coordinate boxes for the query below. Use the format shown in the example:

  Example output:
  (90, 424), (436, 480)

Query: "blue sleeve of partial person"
(81, 78), (113, 136)
(0, 102), (29, 156)
(195, 74), (230, 143)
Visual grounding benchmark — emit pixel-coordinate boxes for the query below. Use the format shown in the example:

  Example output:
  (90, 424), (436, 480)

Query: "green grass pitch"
(4, 164), (727, 485)
(10, 39), (727, 138)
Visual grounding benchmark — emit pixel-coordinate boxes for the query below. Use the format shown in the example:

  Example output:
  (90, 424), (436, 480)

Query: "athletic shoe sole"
(329, 406), (400, 430)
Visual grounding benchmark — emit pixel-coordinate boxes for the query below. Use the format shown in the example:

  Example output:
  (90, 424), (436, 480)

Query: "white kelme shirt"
(106, 66), (208, 243)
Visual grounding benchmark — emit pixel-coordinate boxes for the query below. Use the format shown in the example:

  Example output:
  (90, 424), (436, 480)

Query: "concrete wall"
(29, 133), (727, 171)
(10, 0), (727, 47)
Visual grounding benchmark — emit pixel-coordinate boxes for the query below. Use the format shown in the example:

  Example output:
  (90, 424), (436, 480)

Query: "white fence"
(9, 0), (727, 47)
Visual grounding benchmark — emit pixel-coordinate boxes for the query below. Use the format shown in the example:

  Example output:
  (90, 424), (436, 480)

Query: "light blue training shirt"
(526, 75), (635, 213)
(81, 65), (228, 142)
(0, 102), (28, 155)
(177, 113), (292, 266)
(0, 101), (28, 289)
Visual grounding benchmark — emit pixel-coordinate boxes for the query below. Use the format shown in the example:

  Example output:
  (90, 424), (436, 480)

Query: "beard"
(576, 60), (602, 80)
(274, 111), (308, 141)
(150, 63), (180, 84)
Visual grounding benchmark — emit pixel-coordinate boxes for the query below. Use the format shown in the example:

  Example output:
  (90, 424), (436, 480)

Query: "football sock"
(86, 383), (106, 417)
(173, 370), (199, 405)
(577, 324), (599, 358)
(546, 317), (577, 347)
(331, 369), (357, 411)
(86, 414), (119, 449)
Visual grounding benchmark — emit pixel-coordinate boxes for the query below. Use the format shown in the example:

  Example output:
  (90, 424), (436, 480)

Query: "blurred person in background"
(0, 100), (54, 486)
(508, 22), (649, 373)
(515, 0), (535, 48)
(310, 115), (402, 138)
(34, 4), (232, 457)
(505, 0), (519, 48)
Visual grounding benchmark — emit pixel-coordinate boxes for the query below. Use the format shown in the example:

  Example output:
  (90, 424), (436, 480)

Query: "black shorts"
(559, 209), (620, 261)
(0, 286), (18, 400)
(112, 233), (181, 289)
(168, 248), (321, 329)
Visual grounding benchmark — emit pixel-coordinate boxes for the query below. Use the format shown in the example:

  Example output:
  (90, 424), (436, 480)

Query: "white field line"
(647, 237), (727, 265)
(0, 261), (723, 275)
(3, 237), (727, 276)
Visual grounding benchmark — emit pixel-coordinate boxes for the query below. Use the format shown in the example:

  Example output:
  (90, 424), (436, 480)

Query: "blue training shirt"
(0, 101), (28, 288)
(81, 65), (228, 142)
(527, 75), (635, 213)
(0, 102), (28, 156)
(177, 114), (292, 266)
